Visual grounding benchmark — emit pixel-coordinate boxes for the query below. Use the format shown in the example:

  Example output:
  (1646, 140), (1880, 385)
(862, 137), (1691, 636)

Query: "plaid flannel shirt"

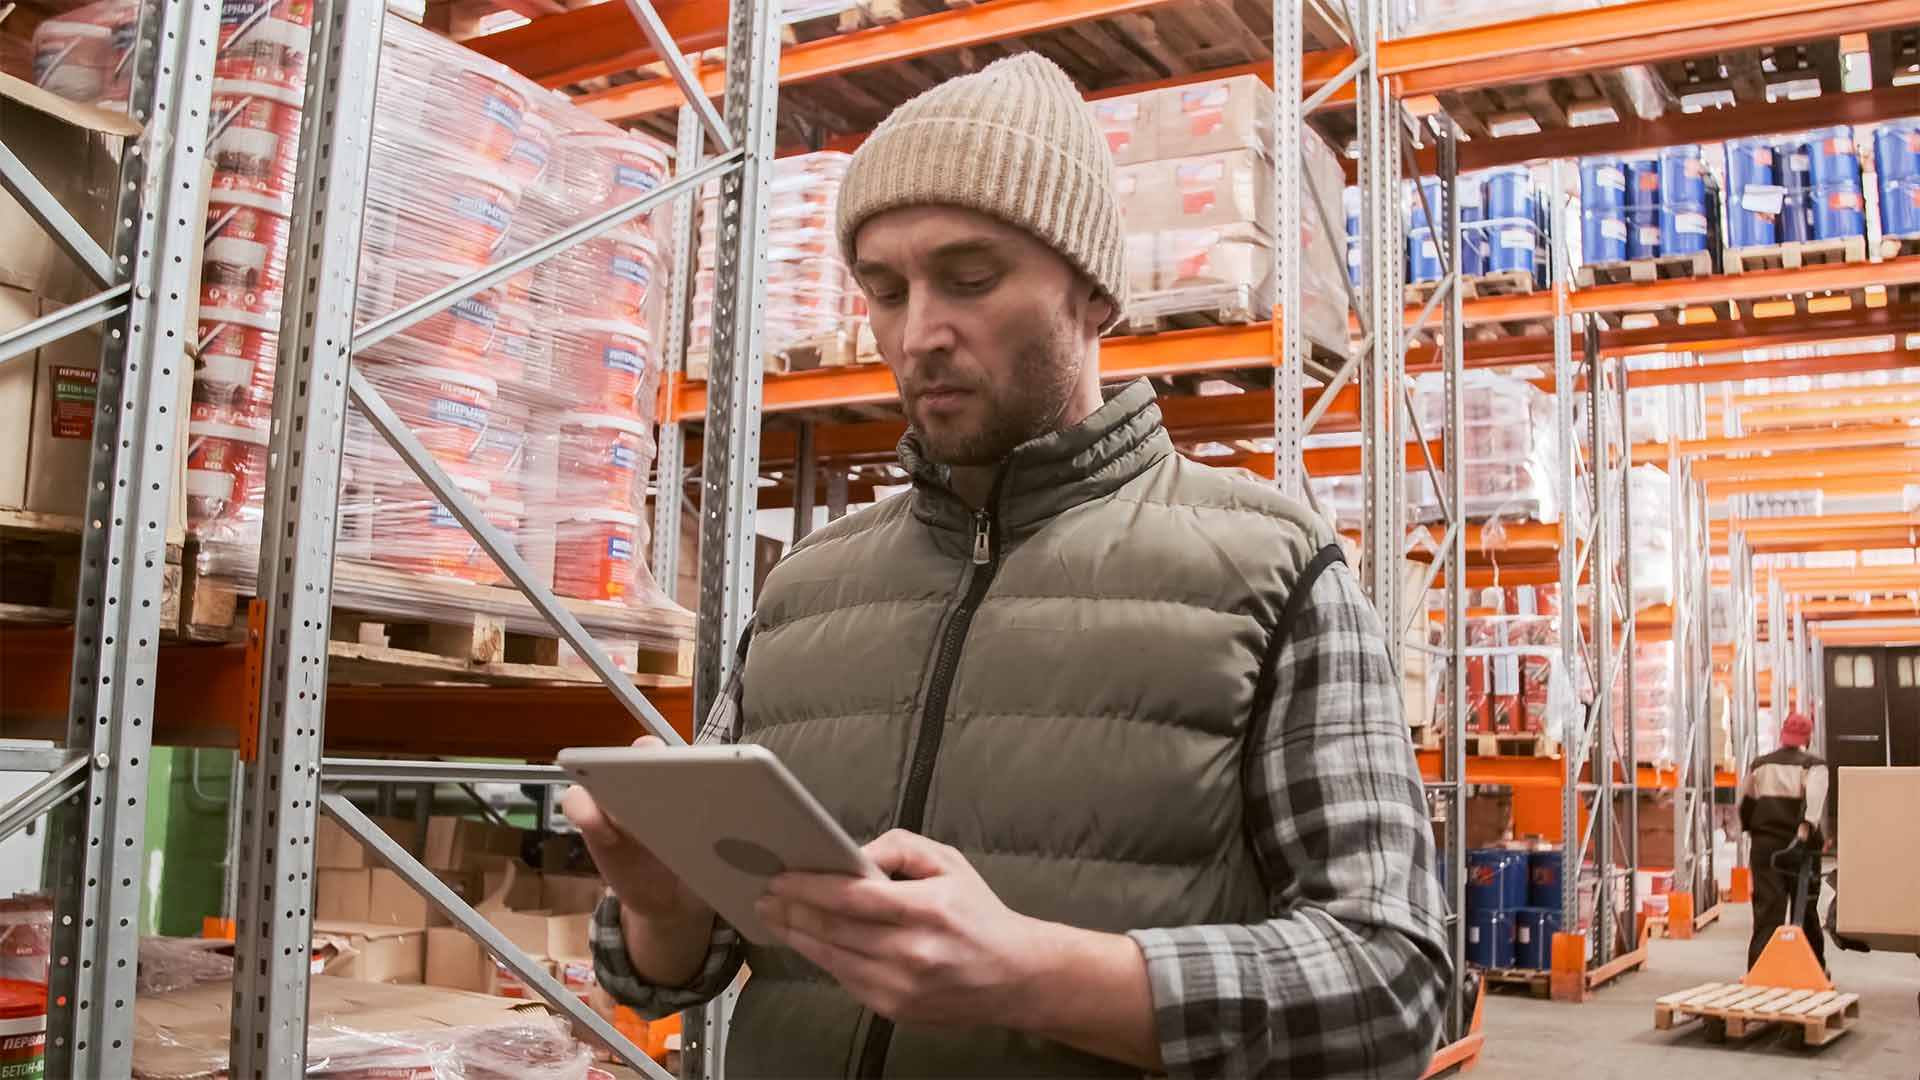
(593, 560), (1452, 1077)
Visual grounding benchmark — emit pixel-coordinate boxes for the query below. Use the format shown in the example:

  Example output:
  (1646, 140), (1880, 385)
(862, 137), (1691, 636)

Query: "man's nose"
(900, 290), (957, 359)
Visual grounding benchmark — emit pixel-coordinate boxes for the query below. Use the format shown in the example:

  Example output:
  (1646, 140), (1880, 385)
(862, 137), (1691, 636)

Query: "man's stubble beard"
(913, 313), (1083, 467)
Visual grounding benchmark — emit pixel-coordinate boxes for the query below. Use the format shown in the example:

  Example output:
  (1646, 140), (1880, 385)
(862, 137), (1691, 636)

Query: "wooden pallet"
(1481, 966), (1552, 998)
(178, 549), (695, 688)
(1574, 250), (1713, 287)
(686, 325), (859, 380)
(1654, 983), (1860, 1047)
(1121, 282), (1350, 367)
(1879, 234), (1920, 260)
(1726, 234), (1867, 275)
(1406, 269), (1538, 306)
(1468, 732), (1557, 757)
(0, 509), (186, 630)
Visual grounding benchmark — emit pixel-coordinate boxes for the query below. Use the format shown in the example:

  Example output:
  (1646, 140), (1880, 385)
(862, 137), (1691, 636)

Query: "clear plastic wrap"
(304, 1022), (592, 1080)
(689, 152), (854, 372)
(1616, 641), (1676, 767)
(0, 895), (51, 984)
(28, 0), (135, 111)
(137, 937), (235, 994)
(1411, 371), (1585, 525)
(161, 16), (684, 620)
(1625, 465), (1675, 612)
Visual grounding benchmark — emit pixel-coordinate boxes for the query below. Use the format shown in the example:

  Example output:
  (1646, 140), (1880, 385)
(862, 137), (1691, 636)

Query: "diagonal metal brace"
(0, 753), (88, 844)
(0, 283), (130, 367)
(320, 794), (674, 1080)
(0, 141), (115, 287)
(621, 0), (732, 151)
(347, 368), (685, 746)
(355, 150), (742, 353)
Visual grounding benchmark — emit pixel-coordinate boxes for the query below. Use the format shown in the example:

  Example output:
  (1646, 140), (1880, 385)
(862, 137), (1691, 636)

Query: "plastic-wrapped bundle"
(28, 0), (135, 110)
(1412, 371), (1582, 524)
(0, 896), (50, 985)
(1626, 465), (1674, 612)
(689, 152), (855, 367)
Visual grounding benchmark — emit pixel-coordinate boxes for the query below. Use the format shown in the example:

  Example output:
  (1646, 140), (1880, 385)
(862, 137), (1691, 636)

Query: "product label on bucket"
(482, 95), (520, 133)
(0, 1013), (45, 1079)
(614, 165), (661, 194)
(510, 138), (550, 174)
(1600, 219), (1627, 241)
(453, 193), (512, 234)
(611, 255), (651, 288)
(50, 365), (98, 439)
(1594, 166), (1624, 190)
(1674, 212), (1707, 235)
(608, 535), (634, 562)
(610, 444), (638, 471)
(1499, 228), (1532, 250)
(603, 344), (644, 375)
(451, 296), (499, 331)
(429, 397), (489, 431)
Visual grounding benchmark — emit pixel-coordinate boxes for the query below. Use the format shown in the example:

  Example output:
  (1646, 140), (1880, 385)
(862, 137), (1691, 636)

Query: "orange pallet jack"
(1652, 842), (1859, 1047)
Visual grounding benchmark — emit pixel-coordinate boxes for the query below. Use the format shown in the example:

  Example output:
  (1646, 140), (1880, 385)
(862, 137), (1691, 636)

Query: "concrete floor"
(1476, 902), (1919, 1080)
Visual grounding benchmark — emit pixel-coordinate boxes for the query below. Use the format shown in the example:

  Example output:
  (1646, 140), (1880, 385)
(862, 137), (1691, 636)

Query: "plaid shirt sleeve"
(1127, 560), (1453, 1078)
(591, 663), (749, 1020)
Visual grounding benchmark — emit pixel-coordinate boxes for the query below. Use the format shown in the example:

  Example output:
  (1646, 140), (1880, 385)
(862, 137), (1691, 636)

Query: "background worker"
(1738, 710), (1830, 973)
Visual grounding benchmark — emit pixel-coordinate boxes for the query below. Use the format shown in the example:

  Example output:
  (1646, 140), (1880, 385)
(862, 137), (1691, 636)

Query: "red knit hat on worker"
(1780, 711), (1813, 748)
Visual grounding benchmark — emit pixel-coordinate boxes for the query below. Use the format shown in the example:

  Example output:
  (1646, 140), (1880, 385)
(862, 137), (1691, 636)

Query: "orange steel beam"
(1415, 750), (1736, 789)
(1731, 382), (1920, 409)
(1763, 565), (1920, 593)
(1814, 623), (1920, 645)
(1740, 401), (1920, 430)
(1692, 446), (1920, 481)
(1217, 439), (1445, 478)
(574, 0), (1282, 121)
(1416, 85), (1920, 173)
(1379, 0), (1918, 95)
(1571, 258), (1920, 316)
(1413, 313), (1916, 372)
(1708, 472), (1920, 499)
(1780, 596), (1920, 619)
(467, 0), (732, 88)
(1630, 422), (1920, 464)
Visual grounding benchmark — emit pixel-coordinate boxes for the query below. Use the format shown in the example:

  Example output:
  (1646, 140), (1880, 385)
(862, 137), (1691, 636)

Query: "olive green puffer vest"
(730, 379), (1337, 1078)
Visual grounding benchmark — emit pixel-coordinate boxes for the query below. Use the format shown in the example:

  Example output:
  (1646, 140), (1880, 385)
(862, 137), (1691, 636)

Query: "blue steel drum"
(1483, 165), (1537, 222)
(1779, 189), (1815, 243)
(1881, 178), (1920, 239)
(1467, 908), (1516, 969)
(1408, 177), (1482, 229)
(1624, 155), (1661, 259)
(1723, 136), (1781, 249)
(1459, 221), (1490, 277)
(1658, 144), (1707, 207)
(1467, 849), (1526, 913)
(1513, 907), (1562, 970)
(1582, 210), (1628, 264)
(1875, 118), (1920, 184)
(1407, 227), (1442, 284)
(1660, 202), (1710, 254)
(1724, 137), (1778, 199)
(1482, 217), (1537, 276)
(1804, 125), (1862, 189)
(1579, 156), (1627, 213)
(1527, 848), (1564, 911)
(1347, 239), (1362, 288)
(1811, 184), (1866, 239)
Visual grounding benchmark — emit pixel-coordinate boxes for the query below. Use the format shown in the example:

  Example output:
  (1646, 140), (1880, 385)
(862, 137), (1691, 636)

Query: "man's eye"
(869, 290), (905, 307)
(952, 276), (996, 293)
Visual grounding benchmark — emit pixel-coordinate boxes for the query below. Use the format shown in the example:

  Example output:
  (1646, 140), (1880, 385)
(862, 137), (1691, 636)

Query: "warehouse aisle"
(1475, 903), (1920, 1079)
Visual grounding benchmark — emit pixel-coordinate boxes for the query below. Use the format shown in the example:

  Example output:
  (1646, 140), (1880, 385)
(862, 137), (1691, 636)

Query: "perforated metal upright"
(21, 1), (221, 1072)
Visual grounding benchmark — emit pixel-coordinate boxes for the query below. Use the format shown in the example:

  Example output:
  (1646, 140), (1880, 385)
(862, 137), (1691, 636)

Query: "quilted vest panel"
(727, 384), (1331, 1078)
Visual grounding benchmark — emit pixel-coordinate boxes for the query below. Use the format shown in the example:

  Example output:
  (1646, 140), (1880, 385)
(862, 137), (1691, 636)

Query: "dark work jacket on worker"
(726, 380), (1365, 1077)
(1739, 746), (1830, 847)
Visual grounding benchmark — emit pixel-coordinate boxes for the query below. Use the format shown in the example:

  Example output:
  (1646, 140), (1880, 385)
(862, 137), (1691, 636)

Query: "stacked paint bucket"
(1875, 119), (1920, 241)
(1405, 176), (1483, 285)
(1466, 847), (1564, 970)
(1727, 126), (1868, 248)
(1404, 170), (1547, 286)
(1580, 148), (1710, 265)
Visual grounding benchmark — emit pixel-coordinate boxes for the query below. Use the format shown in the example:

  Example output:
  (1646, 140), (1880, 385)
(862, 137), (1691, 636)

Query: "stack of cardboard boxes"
(312, 815), (603, 1004)
(1093, 75), (1348, 351)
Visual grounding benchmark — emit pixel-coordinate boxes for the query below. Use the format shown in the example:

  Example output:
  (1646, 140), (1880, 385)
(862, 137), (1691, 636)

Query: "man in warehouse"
(566, 53), (1449, 1078)
(1738, 710), (1830, 974)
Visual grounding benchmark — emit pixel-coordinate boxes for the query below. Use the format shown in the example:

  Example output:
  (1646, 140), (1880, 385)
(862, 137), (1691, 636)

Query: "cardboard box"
(1089, 92), (1157, 164)
(1114, 162), (1158, 234)
(315, 814), (420, 870)
(1462, 792), (1514, 848)
(133, 973), (551, 1079)
(424, 816), (523, 871)
(1159, 150), (1275, 234)
(425, 926), (493, 993)
(1156, 223), (1273, 291)
(483, 863), (544, 911)
(1836, 766), (1920, 942)
(315, 869), (372, 924)
(541, 874), (606, 916)
(368, 867), (433, 927)
(312, 921), (426, 984)
(0, 72), (132, 302)
(1124, 233), (1157, 297)
(1154, 75), (1272, 158)
(0, 286), (35, 508)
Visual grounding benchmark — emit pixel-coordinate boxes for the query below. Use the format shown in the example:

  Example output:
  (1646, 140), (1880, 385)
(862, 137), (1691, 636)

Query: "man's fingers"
(761, 895), (890, 961)
(769, 873), (912, 925)
(863, 829), (955, 881)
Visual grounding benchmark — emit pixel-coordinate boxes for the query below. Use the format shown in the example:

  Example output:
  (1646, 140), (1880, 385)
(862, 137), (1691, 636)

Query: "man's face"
(851, 207), (1109, 466)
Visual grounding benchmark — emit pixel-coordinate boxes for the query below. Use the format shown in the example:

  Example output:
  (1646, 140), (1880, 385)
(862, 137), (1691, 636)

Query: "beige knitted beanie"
(836, 53), (1128, 328)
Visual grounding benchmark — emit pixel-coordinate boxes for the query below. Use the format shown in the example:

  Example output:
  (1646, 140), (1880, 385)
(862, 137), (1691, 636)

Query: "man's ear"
(1085, 286), (1114, 334)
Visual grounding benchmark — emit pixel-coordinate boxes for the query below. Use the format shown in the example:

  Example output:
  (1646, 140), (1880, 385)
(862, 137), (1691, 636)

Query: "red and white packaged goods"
(688, 151), (854, 377)
(34, 7), (685, 618)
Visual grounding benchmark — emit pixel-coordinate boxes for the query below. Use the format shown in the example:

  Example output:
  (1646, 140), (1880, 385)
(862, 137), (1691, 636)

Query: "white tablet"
(556, 743), (879, 945)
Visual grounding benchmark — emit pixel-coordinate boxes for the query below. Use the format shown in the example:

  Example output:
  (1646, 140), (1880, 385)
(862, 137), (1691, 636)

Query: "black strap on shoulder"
(1244, 542), (1346, 753)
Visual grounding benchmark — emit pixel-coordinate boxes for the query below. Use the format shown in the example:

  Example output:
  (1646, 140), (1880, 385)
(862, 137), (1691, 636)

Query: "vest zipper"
(853, 466), (1008, 1079)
